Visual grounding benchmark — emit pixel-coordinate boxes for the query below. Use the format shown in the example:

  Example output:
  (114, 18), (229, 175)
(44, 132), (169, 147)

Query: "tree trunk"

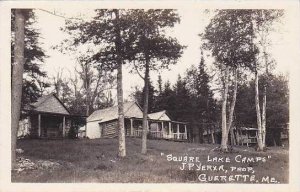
(255, 70), (264, 151)
(227, 67), (238, 146)
(114, 9), (126, 157)
(117, 61), (126, 157)
(221, 65), (229, 151)
(262, 44), (268, 148)
(141, 60), (150, 154)
(230, 128), (236, 145)
(262, 85), (266, 147)
(84, 63), (91, 116)
(11, 9), (25, 167)
(86, 87), (90, 116)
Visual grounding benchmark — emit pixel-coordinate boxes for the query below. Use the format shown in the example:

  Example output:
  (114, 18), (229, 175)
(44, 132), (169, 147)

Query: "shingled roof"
(87, 101), (143, 122)
(27, 93), (70, 115)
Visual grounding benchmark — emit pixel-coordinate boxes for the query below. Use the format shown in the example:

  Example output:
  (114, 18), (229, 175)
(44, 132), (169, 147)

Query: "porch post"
(161, 121), (164, 138)
(237, 130), (241, 145)
(177, 123), (179, 140)
(63, 116), (66, 137)
(184, 124), (187, 139)
(130, 118), (133, 136)
(38, 114), (41, 137)
(169, 122), (172, 138)
(246, 131), (249, 147)
(256, 130), (258, 144)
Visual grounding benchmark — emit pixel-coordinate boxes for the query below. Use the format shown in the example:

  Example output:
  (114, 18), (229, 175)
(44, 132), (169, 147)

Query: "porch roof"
(148, 110), (171, 121)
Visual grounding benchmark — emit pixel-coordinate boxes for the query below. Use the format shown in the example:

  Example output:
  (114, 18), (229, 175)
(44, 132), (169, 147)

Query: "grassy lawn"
(12, 138), (288, 183)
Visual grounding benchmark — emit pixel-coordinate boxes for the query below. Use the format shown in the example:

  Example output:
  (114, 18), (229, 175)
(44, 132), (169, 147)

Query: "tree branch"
(91, 72), (103, 104)
(133, 60), (145, 80)
(37, 9), (84, 21)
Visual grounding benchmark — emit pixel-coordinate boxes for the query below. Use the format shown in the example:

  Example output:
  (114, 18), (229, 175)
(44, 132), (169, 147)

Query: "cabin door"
(41, 115), (63, 138)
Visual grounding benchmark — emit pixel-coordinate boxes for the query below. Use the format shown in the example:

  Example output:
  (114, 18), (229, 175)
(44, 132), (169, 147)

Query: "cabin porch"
(29, 112), (70, 139)
(235, 127), (258, 147)
(125, 118), (188, 141)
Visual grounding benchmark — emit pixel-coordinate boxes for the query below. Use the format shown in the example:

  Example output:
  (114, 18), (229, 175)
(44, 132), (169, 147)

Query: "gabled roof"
(148, 110), (171, 121)
(87, 101), (143, 122)
(28, 93), (70, 115)
(30, 94), (52, 108)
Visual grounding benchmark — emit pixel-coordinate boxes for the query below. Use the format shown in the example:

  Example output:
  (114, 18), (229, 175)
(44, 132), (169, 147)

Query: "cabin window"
(133, 120), (142, 129)
(179, 124), (185, 133)
(248, 130), (257, 138)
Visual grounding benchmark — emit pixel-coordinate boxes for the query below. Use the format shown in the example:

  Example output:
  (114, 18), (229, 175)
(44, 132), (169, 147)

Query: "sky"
(33, 8), (290, 100)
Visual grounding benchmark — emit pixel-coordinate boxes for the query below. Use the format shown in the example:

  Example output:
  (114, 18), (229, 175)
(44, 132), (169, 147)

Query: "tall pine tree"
(127, 9), (184, 154)
(185, 51), (217, 123)
(11, 10), (49, 109)
(61, 9), (142, 157)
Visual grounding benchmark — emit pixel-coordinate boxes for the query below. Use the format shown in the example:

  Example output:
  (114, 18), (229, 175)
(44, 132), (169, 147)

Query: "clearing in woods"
(12, 138), (288, 183)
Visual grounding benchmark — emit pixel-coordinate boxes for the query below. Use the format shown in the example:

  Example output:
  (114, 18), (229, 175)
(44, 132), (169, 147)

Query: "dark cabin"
(18, 93), (79, 139)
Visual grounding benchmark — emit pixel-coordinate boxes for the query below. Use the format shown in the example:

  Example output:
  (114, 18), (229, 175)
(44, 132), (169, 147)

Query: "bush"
(68, 126), (78, 139)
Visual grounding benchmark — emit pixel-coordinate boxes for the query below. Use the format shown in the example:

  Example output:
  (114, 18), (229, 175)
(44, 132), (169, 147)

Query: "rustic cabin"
(86, 101), (189, 141)
(18, 93), (84, 139)
(280, 124), (289, 147)
(86, 101), (143, 138)
(235, 127), (258, 147)
(265, 123), (289, 147)
(233, 125), (289, 147)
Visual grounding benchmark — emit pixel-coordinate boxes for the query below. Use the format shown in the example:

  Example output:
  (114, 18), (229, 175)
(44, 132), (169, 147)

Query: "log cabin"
(86, 101), (188, 141)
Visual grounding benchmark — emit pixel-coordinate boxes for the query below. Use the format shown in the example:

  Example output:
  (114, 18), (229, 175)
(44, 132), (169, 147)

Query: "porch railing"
(149, 131), (163, 139)
(128, 130), (187, 140)
(131, 130), (164, 138)
(132, 130), (143, 137)
(172, 133), (187, 140)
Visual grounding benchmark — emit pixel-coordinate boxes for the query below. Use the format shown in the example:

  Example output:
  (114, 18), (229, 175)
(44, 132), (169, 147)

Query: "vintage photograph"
(8, 4), (292, 185)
